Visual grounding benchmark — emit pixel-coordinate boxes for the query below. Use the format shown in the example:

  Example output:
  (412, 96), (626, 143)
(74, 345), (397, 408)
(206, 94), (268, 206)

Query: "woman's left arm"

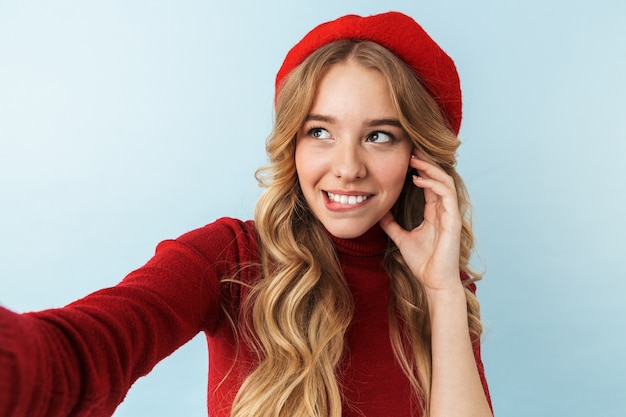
(380, 150), (493, 417)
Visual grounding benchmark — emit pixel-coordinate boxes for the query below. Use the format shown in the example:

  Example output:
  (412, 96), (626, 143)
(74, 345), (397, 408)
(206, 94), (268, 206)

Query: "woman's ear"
(408, 146), (416, 172)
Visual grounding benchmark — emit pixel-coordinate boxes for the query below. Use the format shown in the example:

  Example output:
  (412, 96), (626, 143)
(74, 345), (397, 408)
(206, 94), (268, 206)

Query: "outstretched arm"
(0, 237), (218, 417)
(380, 150), (493, 417)
(0, 218), (254, 417)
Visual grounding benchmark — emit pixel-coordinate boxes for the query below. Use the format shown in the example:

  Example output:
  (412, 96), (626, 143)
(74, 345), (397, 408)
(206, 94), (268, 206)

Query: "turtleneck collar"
(327, 223), (389, 258)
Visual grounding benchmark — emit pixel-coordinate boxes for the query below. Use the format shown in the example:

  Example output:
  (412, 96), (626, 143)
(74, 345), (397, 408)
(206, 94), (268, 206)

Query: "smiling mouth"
(325, 191), (370, 205)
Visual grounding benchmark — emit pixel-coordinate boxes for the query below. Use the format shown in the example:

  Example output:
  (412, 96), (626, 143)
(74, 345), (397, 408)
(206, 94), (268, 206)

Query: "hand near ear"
(380, 150), (463, 293)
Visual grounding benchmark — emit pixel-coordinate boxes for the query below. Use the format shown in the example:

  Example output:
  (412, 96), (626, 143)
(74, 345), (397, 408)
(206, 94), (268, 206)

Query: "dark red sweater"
(0, 217), (490, 416)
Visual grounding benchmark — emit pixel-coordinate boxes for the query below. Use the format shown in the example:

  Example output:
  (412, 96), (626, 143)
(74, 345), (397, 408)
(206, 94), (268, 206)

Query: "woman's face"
(295, 61), (413, 239)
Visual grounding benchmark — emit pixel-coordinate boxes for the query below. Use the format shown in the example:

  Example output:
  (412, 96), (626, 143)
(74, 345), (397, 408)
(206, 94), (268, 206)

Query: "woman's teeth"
(327, 192), (369, 205)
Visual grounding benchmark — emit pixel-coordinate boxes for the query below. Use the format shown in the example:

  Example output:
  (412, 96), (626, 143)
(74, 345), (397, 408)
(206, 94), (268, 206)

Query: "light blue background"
(1, 1), (625, 416)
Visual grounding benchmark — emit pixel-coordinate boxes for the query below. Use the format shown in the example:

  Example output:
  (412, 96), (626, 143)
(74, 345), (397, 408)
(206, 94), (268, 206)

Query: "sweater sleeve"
(0, 217), (257, 417)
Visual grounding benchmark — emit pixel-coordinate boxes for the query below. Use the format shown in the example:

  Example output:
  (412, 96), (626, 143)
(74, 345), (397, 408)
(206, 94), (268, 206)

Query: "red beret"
(275, 11), (462, 135)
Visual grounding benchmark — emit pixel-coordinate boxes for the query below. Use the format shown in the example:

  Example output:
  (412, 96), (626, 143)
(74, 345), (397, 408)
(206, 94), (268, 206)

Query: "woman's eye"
(308, 127), (331, 139)
(367, 131), (394, 143)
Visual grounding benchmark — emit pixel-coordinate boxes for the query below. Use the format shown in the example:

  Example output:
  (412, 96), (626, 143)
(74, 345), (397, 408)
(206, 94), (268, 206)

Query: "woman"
(0, 11), (492, 417)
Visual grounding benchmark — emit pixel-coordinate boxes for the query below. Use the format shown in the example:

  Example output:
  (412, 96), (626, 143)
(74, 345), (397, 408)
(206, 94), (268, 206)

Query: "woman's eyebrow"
(365, 118), (402, 128)
(304, 114), (336, 123)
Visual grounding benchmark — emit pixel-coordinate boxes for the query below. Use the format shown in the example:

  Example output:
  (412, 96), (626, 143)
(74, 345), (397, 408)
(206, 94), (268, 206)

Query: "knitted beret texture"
(275, 11), (462, 135)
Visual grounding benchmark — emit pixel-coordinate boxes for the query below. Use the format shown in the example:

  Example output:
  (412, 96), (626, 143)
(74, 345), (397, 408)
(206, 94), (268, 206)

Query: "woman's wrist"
(425, 282), (467, 317)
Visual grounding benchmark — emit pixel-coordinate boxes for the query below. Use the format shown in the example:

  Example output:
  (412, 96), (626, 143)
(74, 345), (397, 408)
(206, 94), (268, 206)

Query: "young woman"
(0, 11), (493, 417)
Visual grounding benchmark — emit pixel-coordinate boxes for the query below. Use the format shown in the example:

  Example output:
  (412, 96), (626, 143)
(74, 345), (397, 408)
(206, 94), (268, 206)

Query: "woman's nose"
(332, 141), (367, 180)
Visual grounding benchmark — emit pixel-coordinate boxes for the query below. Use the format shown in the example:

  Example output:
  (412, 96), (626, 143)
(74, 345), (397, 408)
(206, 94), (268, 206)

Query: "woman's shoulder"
(178, 216), (257, 242)
(172, 217), (259, 261)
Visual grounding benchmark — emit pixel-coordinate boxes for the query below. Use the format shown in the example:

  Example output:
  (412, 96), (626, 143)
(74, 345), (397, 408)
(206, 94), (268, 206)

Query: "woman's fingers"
(379, 212), (409, 247)
(410, 151), (461, 232)
(412, 175), (454, 201)
(411, 171), (458, 213)
(410, 153), (454, 185)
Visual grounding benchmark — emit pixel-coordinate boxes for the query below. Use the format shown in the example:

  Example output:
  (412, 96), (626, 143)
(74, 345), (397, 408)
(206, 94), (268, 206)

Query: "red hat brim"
(275, 11), (462, 135)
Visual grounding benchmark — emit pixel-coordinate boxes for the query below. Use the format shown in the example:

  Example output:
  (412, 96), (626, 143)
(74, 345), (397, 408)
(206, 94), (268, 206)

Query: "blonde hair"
(230, 40), (482, 417)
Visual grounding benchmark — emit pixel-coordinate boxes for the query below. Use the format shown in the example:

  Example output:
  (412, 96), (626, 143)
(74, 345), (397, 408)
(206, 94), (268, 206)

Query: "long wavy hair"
(229, 40), (482, 417)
